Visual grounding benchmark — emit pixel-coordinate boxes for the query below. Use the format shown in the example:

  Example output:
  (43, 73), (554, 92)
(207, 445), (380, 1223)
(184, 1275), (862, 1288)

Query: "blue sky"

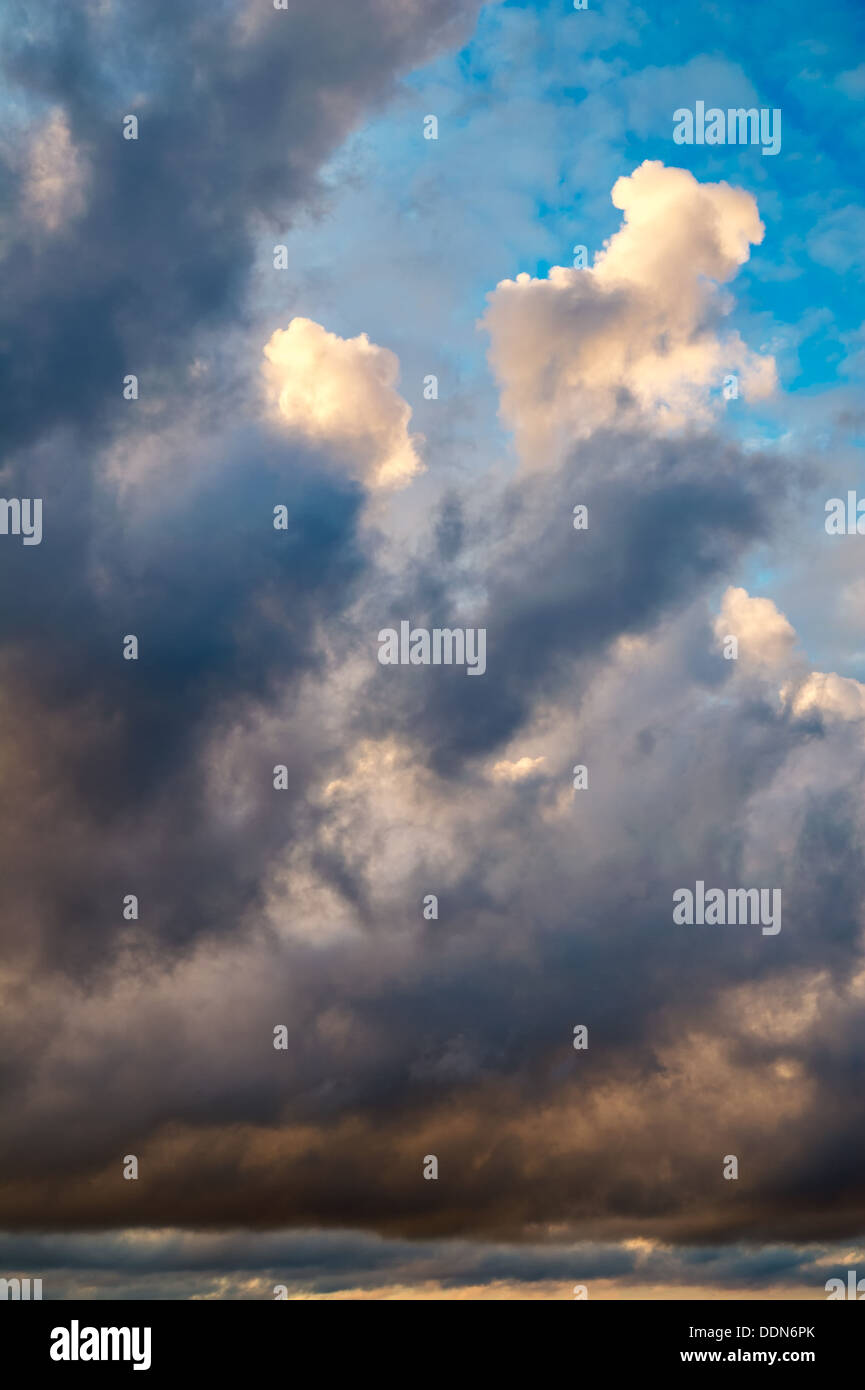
(277, 0), (864, 370)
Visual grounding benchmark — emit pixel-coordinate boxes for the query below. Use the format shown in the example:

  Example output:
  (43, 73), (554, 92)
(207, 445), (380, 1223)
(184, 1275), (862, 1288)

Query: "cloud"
(262, 318), (424, 489)
(0, 58), (863, 1298)
(836, 64), (865, 100)
(786, 671), (865, 723)
(3, 559), (865, 1246)
(21, 108), (90, 232)
(714, 586), (798, 670)
(0, 0), (483, 451)
(490, 755), (546, 782)
(0, 1226), (848, 1299)
(808, 204), (865, 275)
(482, 161), (777, 461)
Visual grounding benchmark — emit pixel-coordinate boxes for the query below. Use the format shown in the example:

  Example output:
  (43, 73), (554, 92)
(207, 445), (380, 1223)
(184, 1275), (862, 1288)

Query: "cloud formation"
(0, 0), (862, 1302)
(263, 318), (424, 488)
(483, 160), (777, 461)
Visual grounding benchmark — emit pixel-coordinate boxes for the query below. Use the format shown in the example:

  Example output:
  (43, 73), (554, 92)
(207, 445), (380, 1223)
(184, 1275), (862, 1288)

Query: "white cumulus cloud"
(262, 317), (424, 490)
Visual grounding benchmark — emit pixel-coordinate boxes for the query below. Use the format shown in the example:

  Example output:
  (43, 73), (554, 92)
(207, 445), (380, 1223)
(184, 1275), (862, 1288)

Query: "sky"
(0, 0), (864, 1300)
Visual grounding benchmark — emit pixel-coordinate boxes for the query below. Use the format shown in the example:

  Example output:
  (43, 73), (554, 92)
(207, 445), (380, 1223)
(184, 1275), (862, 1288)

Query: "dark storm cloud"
(356, 425), (793, 768)
(2, 662), (864, 1247)
(0, 439), (366, 976)
(2, 434), (864, 1243)
(0, 0), (483, 974)
(1, 399), (862, 1244)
